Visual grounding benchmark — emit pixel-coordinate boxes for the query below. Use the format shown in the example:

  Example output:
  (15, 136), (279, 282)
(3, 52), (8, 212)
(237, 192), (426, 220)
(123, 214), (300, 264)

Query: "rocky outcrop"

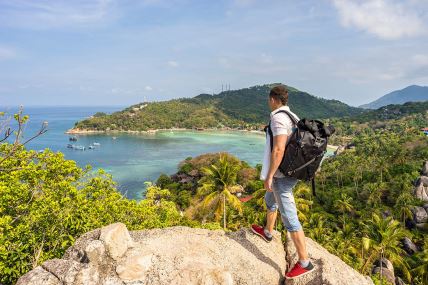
(402, 237), (418, 255)
(372, 258), (395, 284)
(413, 161), (428, 202)
(284, 232), (373, 285)
(17, 223), (373, 285)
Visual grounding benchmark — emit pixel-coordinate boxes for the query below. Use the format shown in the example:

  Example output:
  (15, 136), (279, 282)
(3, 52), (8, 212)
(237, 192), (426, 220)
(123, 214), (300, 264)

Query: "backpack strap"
(266, 109), (298, 152)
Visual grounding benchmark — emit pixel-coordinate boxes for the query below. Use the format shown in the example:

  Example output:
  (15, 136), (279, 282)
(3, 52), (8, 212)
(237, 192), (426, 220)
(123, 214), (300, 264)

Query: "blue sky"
(0, 0), (427, 107)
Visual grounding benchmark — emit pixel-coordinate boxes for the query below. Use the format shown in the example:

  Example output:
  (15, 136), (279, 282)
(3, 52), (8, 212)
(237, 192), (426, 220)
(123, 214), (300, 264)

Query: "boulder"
(422, 161), (428, 176)
(99, 222), (135, 261)
(372, 267), (395, 284)
(415, 176), (428, 187)
(373, 258), (394, 274)
(16, 266), (61, 285)
(414, 184), (428, 201)
(402, 237), (418, 255)
(412, 206), (428, 224)
(284, 232), (373, 285)
(17, 223), (374, 285)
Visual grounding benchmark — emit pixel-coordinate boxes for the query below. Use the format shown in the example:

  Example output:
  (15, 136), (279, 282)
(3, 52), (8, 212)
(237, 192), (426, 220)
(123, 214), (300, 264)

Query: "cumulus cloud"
(331, 0), (427, 39)
(145, 85), (153, 91)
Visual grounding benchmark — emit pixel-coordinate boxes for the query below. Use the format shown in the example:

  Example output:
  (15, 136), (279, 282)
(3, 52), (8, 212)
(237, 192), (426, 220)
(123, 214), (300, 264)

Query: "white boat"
(93, 142), (101, 146)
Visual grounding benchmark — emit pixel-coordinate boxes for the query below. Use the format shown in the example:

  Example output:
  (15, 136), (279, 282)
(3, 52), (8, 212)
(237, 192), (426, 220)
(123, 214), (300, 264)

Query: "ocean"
(2, 106), (269, 199)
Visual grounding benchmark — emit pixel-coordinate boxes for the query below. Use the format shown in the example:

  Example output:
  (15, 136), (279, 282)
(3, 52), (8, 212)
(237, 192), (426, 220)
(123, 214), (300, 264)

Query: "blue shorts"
(264, 176), (302, 232)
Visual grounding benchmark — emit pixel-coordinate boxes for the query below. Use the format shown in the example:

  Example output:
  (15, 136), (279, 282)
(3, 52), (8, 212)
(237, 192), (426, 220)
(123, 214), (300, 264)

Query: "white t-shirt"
(260, 105), (299, 180)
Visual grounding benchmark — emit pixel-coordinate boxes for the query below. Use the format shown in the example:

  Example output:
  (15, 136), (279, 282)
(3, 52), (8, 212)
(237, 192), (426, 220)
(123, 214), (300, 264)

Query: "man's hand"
(264, 176), (273, 192)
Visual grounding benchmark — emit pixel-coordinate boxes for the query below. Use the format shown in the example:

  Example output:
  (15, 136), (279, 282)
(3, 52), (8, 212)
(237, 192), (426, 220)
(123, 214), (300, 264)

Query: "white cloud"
(167, 60), (179, 67)
(331, 0), (427, 39)
(145, 85), (153, 91)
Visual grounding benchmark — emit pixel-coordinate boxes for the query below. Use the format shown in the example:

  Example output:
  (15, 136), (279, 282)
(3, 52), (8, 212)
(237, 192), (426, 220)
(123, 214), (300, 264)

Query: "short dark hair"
(269, 85), (288, 105)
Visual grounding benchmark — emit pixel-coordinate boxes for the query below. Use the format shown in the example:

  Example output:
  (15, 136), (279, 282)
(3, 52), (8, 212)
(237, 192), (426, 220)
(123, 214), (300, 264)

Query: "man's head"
(268, 85), (288, 111)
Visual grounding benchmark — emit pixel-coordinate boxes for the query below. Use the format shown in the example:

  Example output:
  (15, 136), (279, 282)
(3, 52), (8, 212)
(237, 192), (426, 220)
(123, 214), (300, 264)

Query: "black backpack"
(264, 110), (335, 196)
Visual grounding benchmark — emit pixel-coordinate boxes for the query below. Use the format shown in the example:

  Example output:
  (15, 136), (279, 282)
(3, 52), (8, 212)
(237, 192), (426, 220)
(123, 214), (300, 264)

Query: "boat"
(88, 145), (95, 149)
(74, 145), (85, 151)
(67, 144), (74, 148)
(69, 136), (78, 141)
(112, 137), (117, 140)
(93, 142), (101, 146)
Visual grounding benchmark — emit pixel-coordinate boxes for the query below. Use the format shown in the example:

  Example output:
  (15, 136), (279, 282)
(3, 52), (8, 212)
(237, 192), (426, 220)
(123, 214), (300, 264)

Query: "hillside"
(350, 100), (428, 122)
(71, 84), (363, 132)
(360, 85), (428, 109)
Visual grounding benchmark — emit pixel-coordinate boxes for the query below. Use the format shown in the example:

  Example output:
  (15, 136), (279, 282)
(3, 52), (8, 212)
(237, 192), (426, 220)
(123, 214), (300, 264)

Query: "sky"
(0, 0), (427, 107)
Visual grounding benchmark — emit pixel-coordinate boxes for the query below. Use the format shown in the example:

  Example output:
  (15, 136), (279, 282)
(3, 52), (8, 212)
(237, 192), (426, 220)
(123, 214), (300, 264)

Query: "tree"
(197, 154), (242, 229)
(361, 213), (410, 282)
(334, 193), (354, 230)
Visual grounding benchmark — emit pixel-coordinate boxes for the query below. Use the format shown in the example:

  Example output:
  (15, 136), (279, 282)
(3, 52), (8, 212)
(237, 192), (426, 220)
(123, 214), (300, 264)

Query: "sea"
(2, 106), (334, 200)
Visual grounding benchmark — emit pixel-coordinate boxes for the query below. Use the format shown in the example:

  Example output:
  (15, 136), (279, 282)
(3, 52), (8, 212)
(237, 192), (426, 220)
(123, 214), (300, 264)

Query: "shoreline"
(65, 128), (339, 149)
(65, 127), (265, 136)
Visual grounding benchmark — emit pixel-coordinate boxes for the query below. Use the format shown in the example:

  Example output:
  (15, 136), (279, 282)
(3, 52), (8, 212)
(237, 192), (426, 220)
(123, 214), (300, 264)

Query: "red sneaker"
(250, 224), (272, 242)
(285, 261), (315, 279)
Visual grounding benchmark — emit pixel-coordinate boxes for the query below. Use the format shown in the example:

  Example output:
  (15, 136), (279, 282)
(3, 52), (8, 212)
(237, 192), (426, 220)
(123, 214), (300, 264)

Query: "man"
(251, 85), (315, 280)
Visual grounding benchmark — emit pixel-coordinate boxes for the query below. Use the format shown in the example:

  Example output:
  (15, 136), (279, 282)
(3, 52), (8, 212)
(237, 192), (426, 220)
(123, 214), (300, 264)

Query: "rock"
(115, 250), (153, 281)
(63, 228), (100, 263)
(373, 258), (394, 274)
(16, 266), (61, 285)
(17, 224), (373, 285)
(412, 206), (428, 223)
(395, 276), (406, 285)
(414, 184), (428, 201)
(422, 161), (428, 176)
(402, 237), (418, 255)
(127, 226), (287, 285)
(41, 259), (82, 284)
(99, 223), (134, 261)
(415, 176), (428, 187)
(372, 267), (395, 284)
(284, 232), (373, 285)
(84, 240), (106, 264)
(424, 203), (428, 211)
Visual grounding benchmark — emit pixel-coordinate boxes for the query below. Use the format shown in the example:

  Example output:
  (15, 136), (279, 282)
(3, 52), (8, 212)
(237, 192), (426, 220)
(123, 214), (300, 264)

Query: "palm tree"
(334, 193), (353, 230)
(411, 237), (428, 284)
(361, 213), (410, 283)
(394, 192), (414, 225)
(197, 154), (242, 229)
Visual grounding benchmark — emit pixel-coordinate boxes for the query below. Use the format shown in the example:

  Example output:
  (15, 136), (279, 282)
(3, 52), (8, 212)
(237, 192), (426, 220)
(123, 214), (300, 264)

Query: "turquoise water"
(2, 106), (334, 200)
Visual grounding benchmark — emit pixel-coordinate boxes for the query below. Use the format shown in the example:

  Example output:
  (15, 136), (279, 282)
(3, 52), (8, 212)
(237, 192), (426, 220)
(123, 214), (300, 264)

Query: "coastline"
(66, 128), (340, 149)
(65, 127), (265, 136)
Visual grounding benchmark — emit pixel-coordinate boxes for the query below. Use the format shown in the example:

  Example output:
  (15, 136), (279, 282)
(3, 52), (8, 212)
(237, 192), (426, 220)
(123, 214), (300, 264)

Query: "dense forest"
(73, 84), (363, 131)
(1, 106), (427, 284)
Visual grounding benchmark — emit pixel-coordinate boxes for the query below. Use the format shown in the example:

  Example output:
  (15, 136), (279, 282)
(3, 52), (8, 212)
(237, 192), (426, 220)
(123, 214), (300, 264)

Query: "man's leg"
(272, 177), (314, 278)
(289, 230), (308, 261)
(266, 209), (277, 233)
(250, 190), (278, 242)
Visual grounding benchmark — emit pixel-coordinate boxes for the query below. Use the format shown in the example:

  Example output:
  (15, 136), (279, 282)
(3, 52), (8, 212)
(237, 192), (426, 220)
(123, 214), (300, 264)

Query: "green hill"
(351, 100), (428, 122)
(73, 83), (363, 132)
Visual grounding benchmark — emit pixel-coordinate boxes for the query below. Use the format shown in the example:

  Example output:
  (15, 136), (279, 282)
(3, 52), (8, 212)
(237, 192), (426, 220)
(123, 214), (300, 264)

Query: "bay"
(2, 106), (335, 200)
